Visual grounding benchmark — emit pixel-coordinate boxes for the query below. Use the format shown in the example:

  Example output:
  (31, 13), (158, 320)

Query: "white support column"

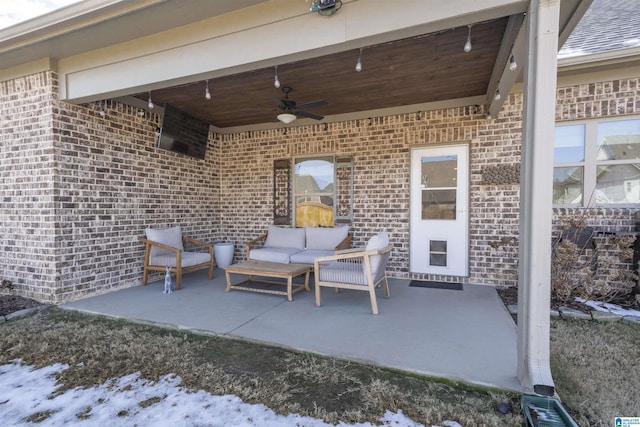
(517, 0), (560, 395)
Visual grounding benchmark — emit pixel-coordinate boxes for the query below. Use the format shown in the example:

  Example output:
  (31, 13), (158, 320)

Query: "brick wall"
(219, 107), (523, 286)
(1, 72), (58, 301)
(1, 72), (220, 302)
(2, 72), (639, 302)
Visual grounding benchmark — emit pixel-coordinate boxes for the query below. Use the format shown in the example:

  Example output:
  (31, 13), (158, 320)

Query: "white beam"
(517, 0), (560, 395)
(55, 0), (528, 103)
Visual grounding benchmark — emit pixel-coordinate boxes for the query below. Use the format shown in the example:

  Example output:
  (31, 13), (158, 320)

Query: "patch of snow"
(575, 298), (640, 318)
(0, 360), (460, 427)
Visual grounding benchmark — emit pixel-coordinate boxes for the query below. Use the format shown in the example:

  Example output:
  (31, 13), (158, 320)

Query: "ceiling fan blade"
(296, 99), (328, 110)
(295, 110), (324, 120)
(268, 93), (286, 109)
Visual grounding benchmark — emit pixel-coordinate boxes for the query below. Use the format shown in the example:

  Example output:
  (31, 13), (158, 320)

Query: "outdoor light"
(205, 80), (211, 100)
(147, 92), (154, 109)
(99, 105), (105, 117)
(355, 48), (363, 72)
(277, 113), (296, 124)
(509, 54), (518, 71)
(494, 89), (501, 101)
(464, 25), (472, 53)
(274, 66), (281, 89)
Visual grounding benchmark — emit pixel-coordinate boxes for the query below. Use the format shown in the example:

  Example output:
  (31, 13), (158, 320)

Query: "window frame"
(553, 116), (640, 208)
(292, 155), (337, 226)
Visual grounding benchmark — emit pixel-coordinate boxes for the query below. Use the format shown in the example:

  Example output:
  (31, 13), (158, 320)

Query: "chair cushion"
(365, 232), (390, 275)
(305, 225), (349, 250)
(264, 225), (306, 250)
(150, 251), (211, 268)
(290, 249), (333, 264)
(318, 261), (368, 285)
(249, 247), (301, 264)
(145, 226), (184, 257)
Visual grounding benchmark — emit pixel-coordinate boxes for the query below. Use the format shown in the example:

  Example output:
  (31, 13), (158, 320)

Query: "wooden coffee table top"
(224, 261), (310, 277)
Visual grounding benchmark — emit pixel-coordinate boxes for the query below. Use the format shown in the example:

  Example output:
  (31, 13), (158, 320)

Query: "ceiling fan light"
(277, 113), (296, 124)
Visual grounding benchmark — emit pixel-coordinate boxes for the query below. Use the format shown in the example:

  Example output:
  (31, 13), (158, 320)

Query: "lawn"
(1, 307), (639, 426)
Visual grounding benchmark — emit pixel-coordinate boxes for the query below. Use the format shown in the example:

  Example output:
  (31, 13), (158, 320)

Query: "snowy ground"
(0, 360), (462, 427)
(575, 298), (640, 317)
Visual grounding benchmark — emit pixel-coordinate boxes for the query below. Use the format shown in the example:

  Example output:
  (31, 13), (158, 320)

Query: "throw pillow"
(264, 225), (306, 250)
(145, 225), (184, 257)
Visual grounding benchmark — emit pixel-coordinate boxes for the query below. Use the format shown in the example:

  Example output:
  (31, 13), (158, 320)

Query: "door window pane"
(597, 119), (640, 161)
(553, 166), (583, 205)
(429, 240), (447, 267)
(596, 164), (640, 204)
(421, 156), (457, 220)
(554, 124), (585, 163)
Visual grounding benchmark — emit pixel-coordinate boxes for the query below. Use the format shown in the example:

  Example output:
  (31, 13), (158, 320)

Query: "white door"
(410, 145), (468, 276)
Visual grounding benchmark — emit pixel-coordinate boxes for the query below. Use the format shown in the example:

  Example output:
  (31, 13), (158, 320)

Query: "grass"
(550, 318), (640, 426)
(2, 307), (639, 426)
(0, 307), (523, 426)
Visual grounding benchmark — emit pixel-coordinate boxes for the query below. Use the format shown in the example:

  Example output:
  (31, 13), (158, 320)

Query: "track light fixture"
(205, 80), (211, 100)
(464, 25), (472, 53)
(494, 89), (501, 101)
(355, 48), (363, 72)
(509, 54), (518, 71)
(274, 66), (281, 89)
(147, 92), (154, 109)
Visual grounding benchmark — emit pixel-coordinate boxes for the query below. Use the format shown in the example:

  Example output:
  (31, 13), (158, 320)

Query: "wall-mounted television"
(157, 103), (209, 160)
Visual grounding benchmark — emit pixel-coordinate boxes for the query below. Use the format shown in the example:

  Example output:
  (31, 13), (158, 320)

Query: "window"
(553, 117), (640, 206)
(292, 156), (354, 227)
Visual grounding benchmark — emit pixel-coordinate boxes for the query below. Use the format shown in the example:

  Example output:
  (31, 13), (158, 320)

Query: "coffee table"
(224, 261), (311, 301)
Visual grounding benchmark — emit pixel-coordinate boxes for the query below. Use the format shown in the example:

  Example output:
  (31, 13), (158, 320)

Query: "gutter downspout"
(517, 0), (561, 396)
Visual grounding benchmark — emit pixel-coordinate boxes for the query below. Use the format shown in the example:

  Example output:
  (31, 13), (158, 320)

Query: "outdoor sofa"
(246, 224), (351, 265)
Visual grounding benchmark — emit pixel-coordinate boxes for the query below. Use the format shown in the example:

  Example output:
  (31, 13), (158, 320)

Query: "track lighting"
(464, 25), (472, 53)
(274, 66), (281, 89)
(509, 54), (518, 71)
(355, 48), (363, 72)
(494, 89), (501, 101)
(147, 92), (154, 109)
(204, 80), (212, 100)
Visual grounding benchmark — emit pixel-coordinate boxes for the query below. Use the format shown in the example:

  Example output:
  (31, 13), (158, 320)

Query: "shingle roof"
(559, 0), (640, 58)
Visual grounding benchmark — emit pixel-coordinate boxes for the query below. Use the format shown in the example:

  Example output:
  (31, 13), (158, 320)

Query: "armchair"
(140, 225), (214, 290)
(314, 232), (393, 315)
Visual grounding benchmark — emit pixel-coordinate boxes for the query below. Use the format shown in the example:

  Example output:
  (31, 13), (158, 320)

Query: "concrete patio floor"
(62, 268), (522, 392)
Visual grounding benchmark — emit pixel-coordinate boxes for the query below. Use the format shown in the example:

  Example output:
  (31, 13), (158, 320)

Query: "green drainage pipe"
(521, 395), (579, 427)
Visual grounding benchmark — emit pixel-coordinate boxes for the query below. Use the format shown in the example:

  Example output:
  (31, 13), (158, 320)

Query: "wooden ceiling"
(134, 18), (509, 129)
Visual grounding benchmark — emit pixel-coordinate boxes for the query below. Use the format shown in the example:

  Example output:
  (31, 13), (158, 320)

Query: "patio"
(62, 269), (522, 392)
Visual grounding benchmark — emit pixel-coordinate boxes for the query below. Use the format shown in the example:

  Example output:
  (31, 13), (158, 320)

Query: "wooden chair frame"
(314, 244), (393, 314)
(139, 235), (214, 290)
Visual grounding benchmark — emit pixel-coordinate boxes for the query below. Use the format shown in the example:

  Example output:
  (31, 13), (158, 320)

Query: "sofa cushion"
(365, 232), (390, 275)
(290, 249), (333, 264)
(150, 251), (211, 268)
(145, 225), (184, 257)
(264, 225), (306, 250)
(305, 225), (349, 251)
(249, 247), (301, 264)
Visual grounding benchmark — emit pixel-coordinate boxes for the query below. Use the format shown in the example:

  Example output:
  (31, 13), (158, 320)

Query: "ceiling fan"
(269, 86), (328, 124)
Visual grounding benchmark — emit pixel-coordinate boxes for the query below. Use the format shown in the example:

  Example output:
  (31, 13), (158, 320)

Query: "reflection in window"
(294, 157), (334, 227)
(553, 166), (583, 205)
(421, 156), (457, 220)
(554, 117), (640, 206)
